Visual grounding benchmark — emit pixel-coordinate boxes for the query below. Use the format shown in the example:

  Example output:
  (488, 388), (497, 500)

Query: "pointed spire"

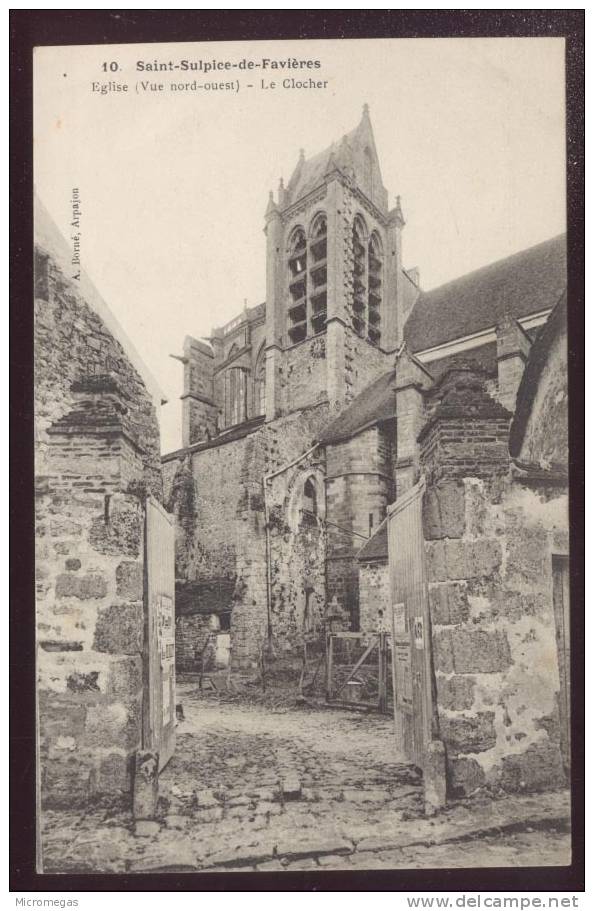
(324, 149), (339, 179)
(339, 133), (355, 179)
(390, 194), (405, 228)
(362, 102), (370, 119)
(299, 147), (305, 162)
(265, 190), (278, 218)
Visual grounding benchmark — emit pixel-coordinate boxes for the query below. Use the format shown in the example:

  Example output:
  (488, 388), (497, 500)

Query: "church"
(162, 104), (568, 725)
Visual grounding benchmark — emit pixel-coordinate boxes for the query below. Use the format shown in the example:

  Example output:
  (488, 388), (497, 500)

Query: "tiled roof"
(162, 415), (265, 462)
(317, 369), (396, 445)
(404, 234), (567, 353)
(357, 518), (388, 562)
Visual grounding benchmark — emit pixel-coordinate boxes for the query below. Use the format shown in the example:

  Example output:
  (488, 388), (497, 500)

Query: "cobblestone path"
(40, 682), (571, 873)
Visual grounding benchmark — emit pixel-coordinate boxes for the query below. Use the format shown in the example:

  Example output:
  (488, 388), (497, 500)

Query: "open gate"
(387, 478), (434, 768)
(144, 496), (176, 771)
(325, 631), (392, 713)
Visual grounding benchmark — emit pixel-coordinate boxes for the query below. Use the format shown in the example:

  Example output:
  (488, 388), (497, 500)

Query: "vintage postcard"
(32, 34), (572, 877)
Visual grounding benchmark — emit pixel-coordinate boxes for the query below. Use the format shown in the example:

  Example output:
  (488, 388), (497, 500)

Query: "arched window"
(308, 214), (327, 335)
(351, 215), (368, 338)
(287, 215), (328, 345)
(254, 345), (266, 416)
(303, 590), (315, 634)
(367, 232), (382, 346)
(224, 366), (248, 427)
(303, 477), (317, 517)
(287, 227), (307, 344)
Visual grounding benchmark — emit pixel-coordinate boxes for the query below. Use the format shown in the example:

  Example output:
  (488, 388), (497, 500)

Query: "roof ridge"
(421, 233), (566, 300)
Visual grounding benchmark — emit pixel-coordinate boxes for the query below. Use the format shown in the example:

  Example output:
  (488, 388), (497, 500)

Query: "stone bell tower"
(264, 105), (405, 421)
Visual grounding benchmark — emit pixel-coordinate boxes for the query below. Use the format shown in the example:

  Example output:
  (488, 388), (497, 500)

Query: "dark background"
(10, 9), (584, 894)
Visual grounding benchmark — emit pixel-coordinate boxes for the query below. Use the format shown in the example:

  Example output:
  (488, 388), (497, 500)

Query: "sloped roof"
(162, 414), (266, 463)
(317, 369), (396, 445)
(35, 193), (166, 406)
(404, 234), (567, 353)
(357, 518), (388, 562)
(286, 107), (387, 212)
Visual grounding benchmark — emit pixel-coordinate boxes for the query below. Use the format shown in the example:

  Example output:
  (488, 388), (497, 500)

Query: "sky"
(33, 37), (566, 454)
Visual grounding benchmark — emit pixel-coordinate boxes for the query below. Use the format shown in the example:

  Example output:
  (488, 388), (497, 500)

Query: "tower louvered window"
(288, 227), (307, 344)
(352, 216), (367, 338)
(367, 232), (382, 346)
(308, 214), (327, 335)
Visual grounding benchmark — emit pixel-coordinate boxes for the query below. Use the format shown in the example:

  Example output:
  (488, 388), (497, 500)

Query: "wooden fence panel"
(387, 478), (432, 768)
(144, 496), (176, 771)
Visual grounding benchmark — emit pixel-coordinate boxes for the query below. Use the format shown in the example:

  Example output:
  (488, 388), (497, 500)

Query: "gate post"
(378, 632), (387, 713)
(325, 633), (333, 702)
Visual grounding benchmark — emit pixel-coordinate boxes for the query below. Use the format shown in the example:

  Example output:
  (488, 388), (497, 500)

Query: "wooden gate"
(144, 496), (176, 771)
(326, 631), (391, 712)
(387, 478), (434, 768)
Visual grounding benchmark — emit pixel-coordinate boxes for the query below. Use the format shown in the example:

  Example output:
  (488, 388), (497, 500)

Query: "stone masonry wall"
(359, 560), (390, 633)
(426, 476), (568, 797)
(35, 245), (163, 808)
(279, 335), (328, 415)
(326, 426), (394, 629)
(165, 404), (330, 671)
(267, 461), (327, 649)
(344, 328), (391, 406)
(175, 613), (215, 673)
(419, 368), (568, 796)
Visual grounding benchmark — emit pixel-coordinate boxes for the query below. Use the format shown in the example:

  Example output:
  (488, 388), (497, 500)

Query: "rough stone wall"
(35, 249), (162, 499)
(280, 335), (328, 414)
(426, 476), (568, 797)
(326, 426), (394, 628)
(267, 461), (326, 648)
(519, 328), (568, 470)
(419, 367), (568, 796)
(359, 560), (390, 632)
(175, 613), (215, 673)
(35, 246), (163, 808)
(166, 404), (330, 670)
(344, 328), (391, 405)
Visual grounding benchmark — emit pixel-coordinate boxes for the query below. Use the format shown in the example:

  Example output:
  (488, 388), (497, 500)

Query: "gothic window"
(287, 227), (307, 344)
(254, 345), (266, 416)
(352, 215), (368, 338)
(367, 232), (382, 346)
(303, 477), (317, 518)
(303, 590), (315, 634)
(223, 366), (248, 427)
(308, 213), (327, 336)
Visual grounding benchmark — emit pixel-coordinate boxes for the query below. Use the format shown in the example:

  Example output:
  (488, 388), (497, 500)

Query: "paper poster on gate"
(413, 616), (425, 649)
(392, 601), (406, 636)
